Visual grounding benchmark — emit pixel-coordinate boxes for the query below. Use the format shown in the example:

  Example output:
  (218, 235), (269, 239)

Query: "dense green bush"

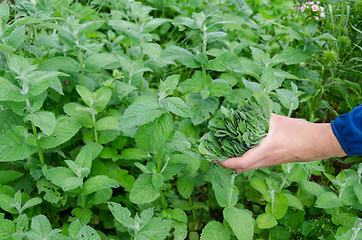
(0, 0), (361, 239)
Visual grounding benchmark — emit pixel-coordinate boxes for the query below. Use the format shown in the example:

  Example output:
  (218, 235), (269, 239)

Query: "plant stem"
(157, 151), (166, 209)
(78, 49), (85, 86)
(31, 123), (44, 167)
(92, 113), (98, 142)
(157, 150), (162, 173)
(189, 196), (197, 225)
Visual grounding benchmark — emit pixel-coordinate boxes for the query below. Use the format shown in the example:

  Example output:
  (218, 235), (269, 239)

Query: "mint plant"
(0, 0), (360, 239)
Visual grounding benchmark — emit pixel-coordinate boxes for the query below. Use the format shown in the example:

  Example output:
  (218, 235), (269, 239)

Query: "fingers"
(217, 142), (268, 170)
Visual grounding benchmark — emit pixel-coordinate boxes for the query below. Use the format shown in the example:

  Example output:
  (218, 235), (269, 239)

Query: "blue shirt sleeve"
(331, 106), (362, 156)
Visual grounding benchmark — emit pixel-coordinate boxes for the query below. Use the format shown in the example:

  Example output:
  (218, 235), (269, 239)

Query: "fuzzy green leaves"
(108, 203), (172, 240)
(223, 207), (255, 240)
(199, 96), (271, 161)
(135, 113), (173, 152)
(212, 168), (239, 207)
(25, 111), (57, 136)
(129, 173), (161, 204)
(120, 99), (165, 131)
(201, 221), (230, 240)
(0, 126), (37, 162)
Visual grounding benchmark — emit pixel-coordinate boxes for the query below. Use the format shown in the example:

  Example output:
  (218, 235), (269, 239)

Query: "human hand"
(216, 113), (347, 173)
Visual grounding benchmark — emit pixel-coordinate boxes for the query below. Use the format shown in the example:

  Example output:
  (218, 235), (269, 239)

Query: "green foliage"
(199, 96), (271, 160)
(0, 0), (360, 239)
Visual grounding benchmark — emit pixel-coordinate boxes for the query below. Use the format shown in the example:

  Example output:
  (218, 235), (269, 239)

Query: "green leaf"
(209, 80), (232, 97)
(250, 46), (270, 68)
(95, 116), (120, 131)
(0, 77), (24, 102)
(174, 222), (187, 240)
(6, 26), (25, 49)
(76, 85), (92, 107)
(21, 197), (42, 213)
(26, 215), (61, 240)
(144, 18), (169, 32)
(190, 94), (219, 125)
(271, 47), (309, 65)
(60, 177), (83, 191)
(120, 99), (164, 131)
(137, 218), (172, 240)
(90, 87), (113, 113)
(179, 71), (204, 94)
(75, 142), (103, 169)
(159, 74), (180, 97)
(152, 173), (164, 189)
(82, 175), (119, 195)
(268, 192), (288, 220)
(276, 88), (299, 110)
(177, 175), (195, 199)
(130, 173), (160, 204)
(354, 184), (362, 204)
(284, 193), (304, 210)
(0, 126), (37, 162)
(212, 168), (238, 208)
(25, 111), (57, 136)
(136, 113), (173, 152)
(43, 167), (77, 188)
(200, 221), (230, 240)
(174, 16), (198, 29)
(164, 131), (191, 152)
(8, 54), (30, 76)
(76, 225), (101, 240)
(256, 213), (277, 229)
(0, 194), (16, 214)
(39, 116), (81, 149)
(64, 103), (94, 128)
(206, 52), (240, 72)
(116, 81), (137, 101)
(315, 192), (343, 208)
(0, 2), (10, 22)
(260, 68), (284, 91)
(68, 220), (82, 239)
(84, 53), (119, 71)
(0, 219), (15, 240)
(108, 202), (133, 227)
(0, 109), (22, 133)
(332, 213), (358, 229)
(0, 170), (24, 184)
(27, 71), (65, 97)
(120, 148), (148, 160)
(299, 181), (328, 197)
(38, 56), (80, 72)
(89, 188), (112, 206)
(162, 46), (200, 68)
(223, 207), (254, 240)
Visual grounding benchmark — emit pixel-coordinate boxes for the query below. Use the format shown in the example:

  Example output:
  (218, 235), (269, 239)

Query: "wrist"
(317, 123), (346, 158)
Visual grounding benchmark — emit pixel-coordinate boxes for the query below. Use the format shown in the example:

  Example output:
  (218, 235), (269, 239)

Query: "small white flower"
(317, 1), (320, 4)
(315, 16), (319, 20)
(320, 6), (325, 11)
(312, 5), (319, 11)
(301, 5), (306, 12)
(320, 12), (326, 18)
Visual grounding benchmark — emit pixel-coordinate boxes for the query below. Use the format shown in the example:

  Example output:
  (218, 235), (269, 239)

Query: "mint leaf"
(135, 113), (173, 152)
(129, 173), (160, 204)
(201, 221), (230, 240)
(161, 97), (190, 118)
(223, 207), (254, 240)
(25, 111), (57, 136)
(82, 175), (119, 195)
(120, 99), (164, 131)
